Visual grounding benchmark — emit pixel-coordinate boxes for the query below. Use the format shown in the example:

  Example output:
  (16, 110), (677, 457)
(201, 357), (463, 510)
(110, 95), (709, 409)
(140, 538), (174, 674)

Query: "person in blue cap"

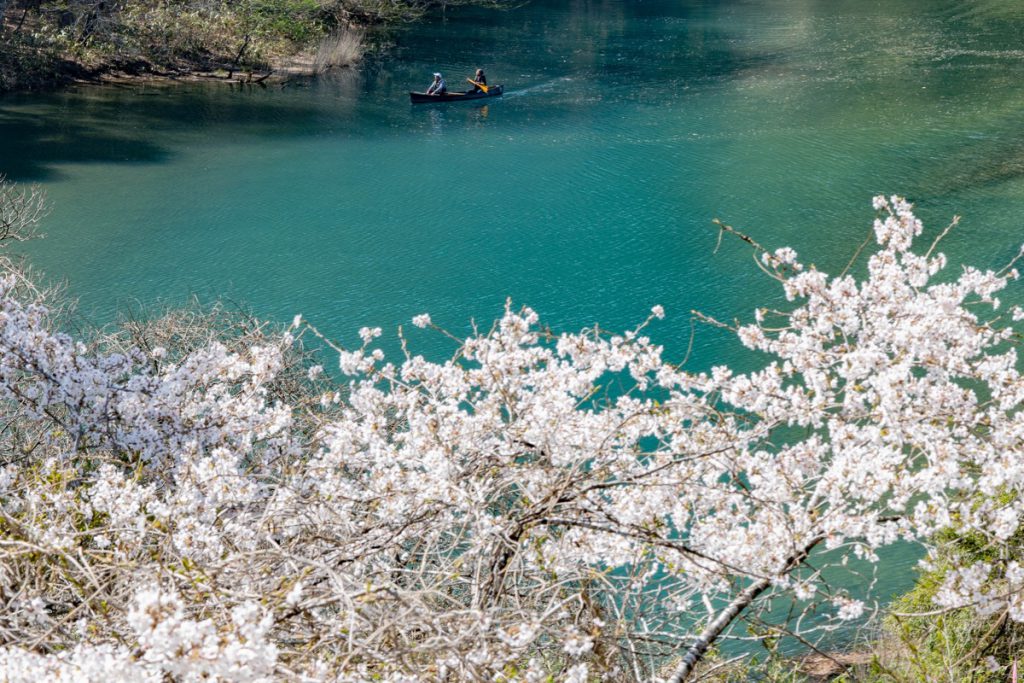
(426, 72), (447, 95)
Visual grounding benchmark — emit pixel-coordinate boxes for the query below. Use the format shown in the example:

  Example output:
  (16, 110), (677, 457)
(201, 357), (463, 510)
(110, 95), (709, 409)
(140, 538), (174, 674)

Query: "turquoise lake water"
(2, 0), (1024, 616)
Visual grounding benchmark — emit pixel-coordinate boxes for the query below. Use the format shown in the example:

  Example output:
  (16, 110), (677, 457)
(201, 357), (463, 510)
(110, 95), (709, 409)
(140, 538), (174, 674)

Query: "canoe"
(410, 85), (503, 104)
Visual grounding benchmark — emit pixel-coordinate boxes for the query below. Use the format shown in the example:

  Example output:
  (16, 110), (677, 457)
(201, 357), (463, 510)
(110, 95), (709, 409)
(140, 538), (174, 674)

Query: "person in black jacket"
(468, 68), (487, 93)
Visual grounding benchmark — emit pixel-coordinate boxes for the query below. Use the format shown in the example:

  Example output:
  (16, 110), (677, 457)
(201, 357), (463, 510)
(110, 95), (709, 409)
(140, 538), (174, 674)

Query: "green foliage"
(837, 494), (1024, 683)
(242, 0), (325, 43)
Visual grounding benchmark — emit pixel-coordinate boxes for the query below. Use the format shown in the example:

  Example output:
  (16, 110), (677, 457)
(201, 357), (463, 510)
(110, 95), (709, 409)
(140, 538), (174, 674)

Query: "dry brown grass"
(313, 27), (364, 73)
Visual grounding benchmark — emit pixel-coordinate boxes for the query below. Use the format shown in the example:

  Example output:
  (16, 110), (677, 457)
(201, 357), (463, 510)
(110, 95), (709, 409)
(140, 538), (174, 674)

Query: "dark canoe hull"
(409, 85), (503, 104)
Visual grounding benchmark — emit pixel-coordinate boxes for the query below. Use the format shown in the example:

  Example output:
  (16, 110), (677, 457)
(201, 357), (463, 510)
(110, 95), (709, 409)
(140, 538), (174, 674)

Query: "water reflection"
(0, 99), (169, 181)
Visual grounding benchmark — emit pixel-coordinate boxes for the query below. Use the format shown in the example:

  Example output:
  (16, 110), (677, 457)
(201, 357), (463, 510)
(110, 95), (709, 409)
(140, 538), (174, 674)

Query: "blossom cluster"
(1, 197), (1022, 681)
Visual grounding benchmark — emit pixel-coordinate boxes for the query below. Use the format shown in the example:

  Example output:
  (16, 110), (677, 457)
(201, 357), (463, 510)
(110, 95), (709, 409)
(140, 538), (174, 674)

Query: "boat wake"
(502, 76), (575, 99)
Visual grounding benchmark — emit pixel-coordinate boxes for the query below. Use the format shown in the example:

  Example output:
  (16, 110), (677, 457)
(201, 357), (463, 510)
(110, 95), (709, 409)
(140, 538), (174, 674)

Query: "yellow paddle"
(467, 78), (489, 93)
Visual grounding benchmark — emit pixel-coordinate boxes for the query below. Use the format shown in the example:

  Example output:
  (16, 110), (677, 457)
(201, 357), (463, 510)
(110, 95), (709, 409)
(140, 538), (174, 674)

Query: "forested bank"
(0, 0), (510, 91)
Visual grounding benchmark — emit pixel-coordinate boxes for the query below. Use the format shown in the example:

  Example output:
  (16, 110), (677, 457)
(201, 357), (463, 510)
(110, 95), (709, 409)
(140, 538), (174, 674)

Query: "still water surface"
(2, 0), (1024, 615)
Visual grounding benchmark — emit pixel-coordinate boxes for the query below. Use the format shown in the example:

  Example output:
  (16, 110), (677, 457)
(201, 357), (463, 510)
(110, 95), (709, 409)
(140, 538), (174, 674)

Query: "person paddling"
(467, 68), (487, 93)
(426, 72), (447, 95)
(468, 68), (489, 92)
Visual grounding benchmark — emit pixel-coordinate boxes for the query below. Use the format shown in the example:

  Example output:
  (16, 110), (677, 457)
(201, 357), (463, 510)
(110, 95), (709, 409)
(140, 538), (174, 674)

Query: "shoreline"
(0, 19), (363, 95)
(58, 53), (347, 92)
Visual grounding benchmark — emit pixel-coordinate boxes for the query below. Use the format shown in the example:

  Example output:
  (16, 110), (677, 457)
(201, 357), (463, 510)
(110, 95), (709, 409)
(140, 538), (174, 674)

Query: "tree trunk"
(667, 534), (824, 683)
(233, 34), (251, 67)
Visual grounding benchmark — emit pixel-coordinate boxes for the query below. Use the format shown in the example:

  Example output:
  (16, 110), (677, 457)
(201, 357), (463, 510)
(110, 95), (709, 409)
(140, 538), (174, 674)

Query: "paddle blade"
(467, 78), (489, 93)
